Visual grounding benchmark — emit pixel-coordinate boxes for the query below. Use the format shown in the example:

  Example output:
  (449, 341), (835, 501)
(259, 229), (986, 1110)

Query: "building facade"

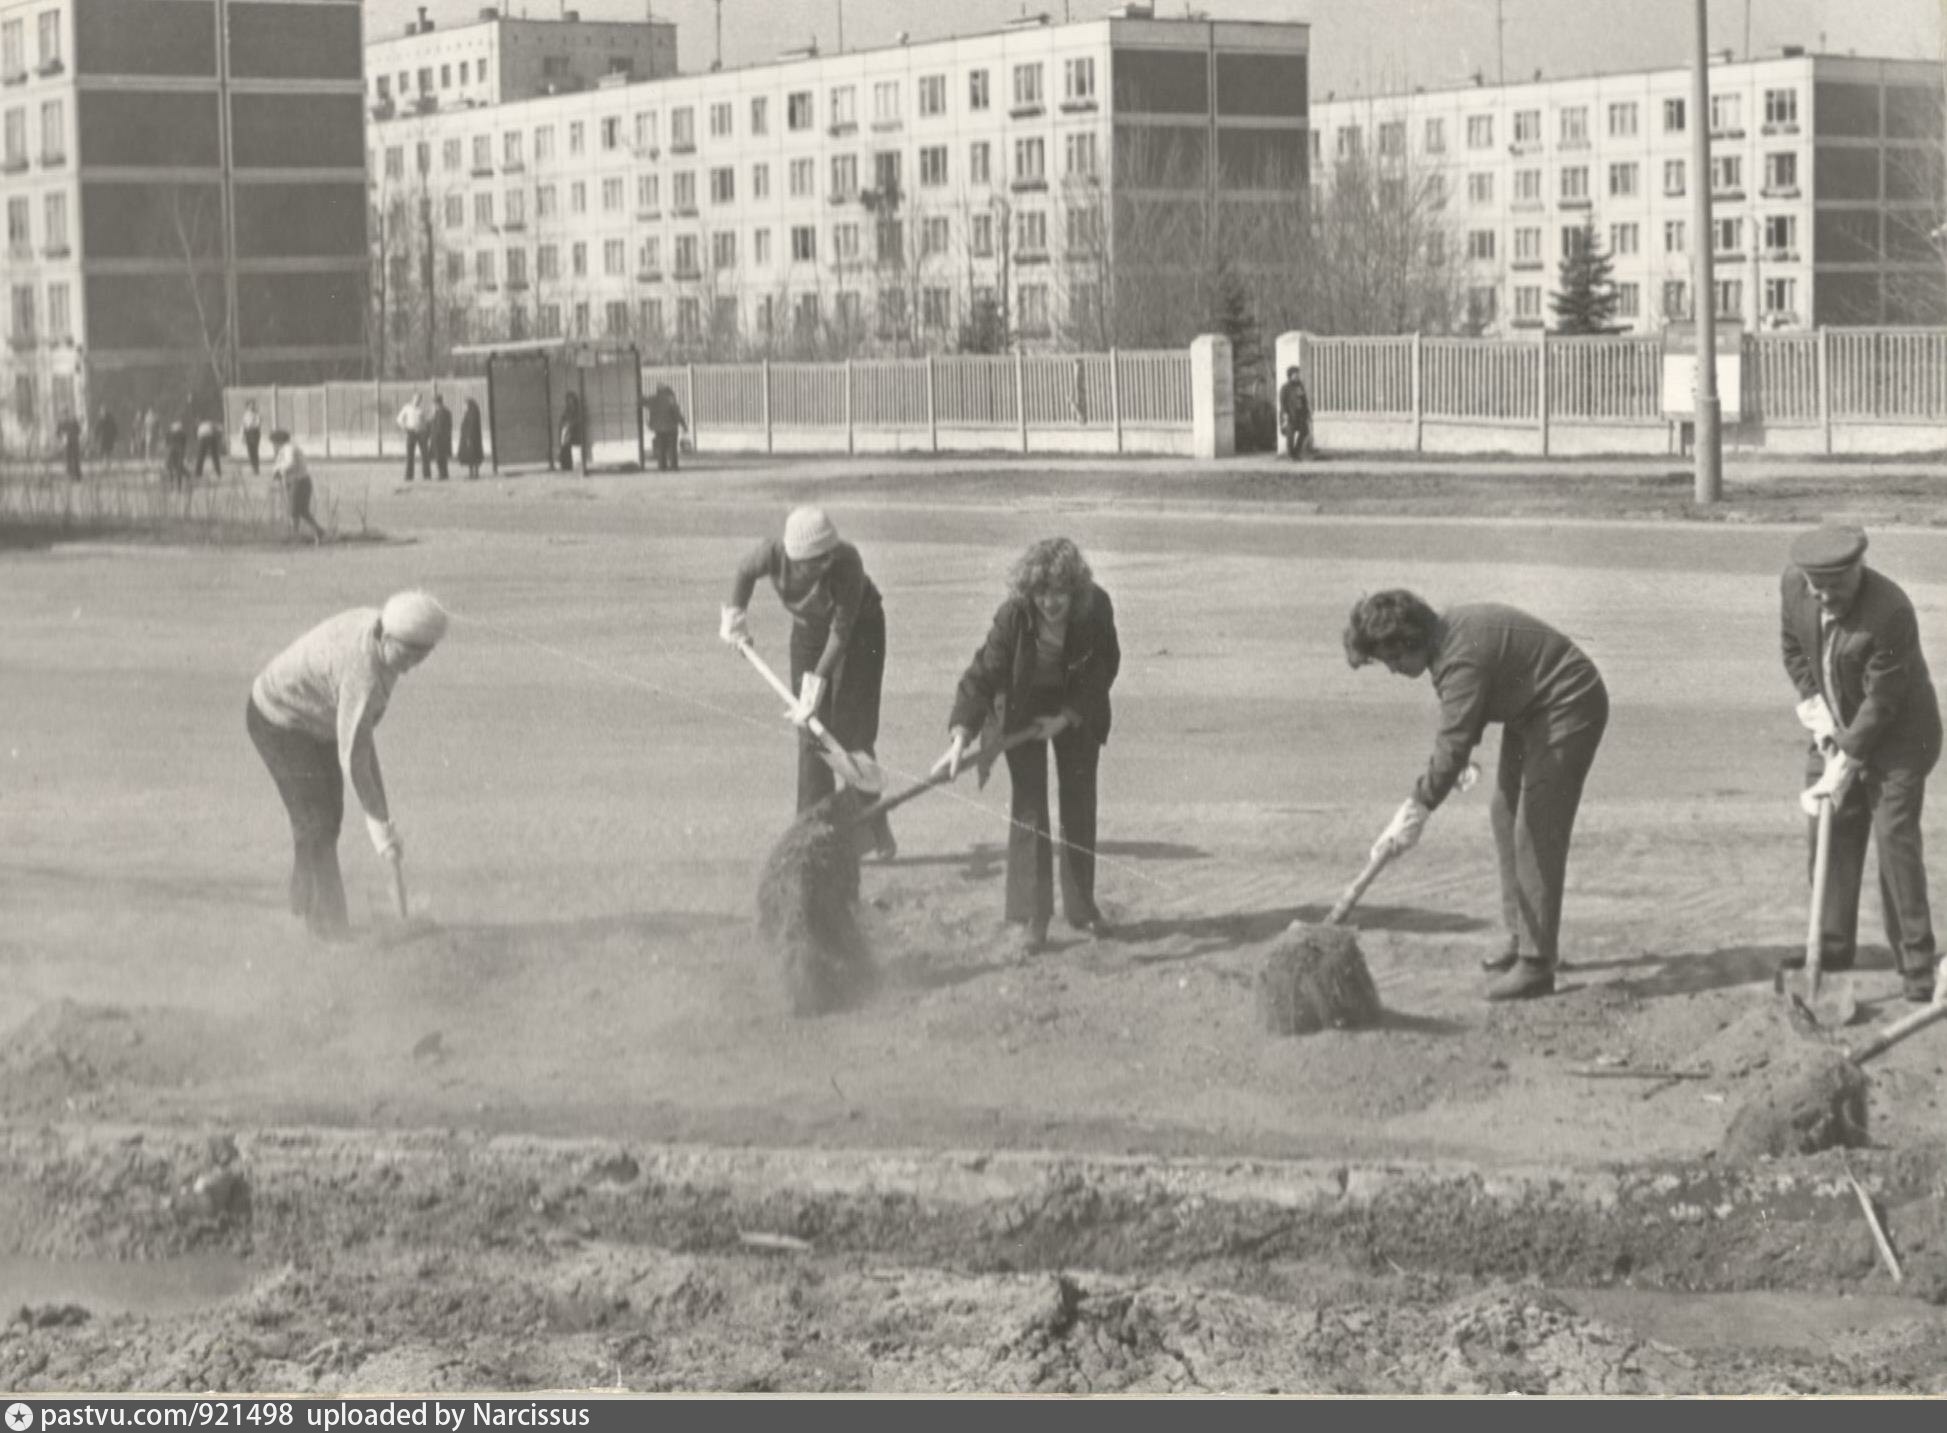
(365, 8), (1309, 369)
(1312, 51), (1946, 336)
(366, 5), (679, 117)
(0, 0), (370, 443)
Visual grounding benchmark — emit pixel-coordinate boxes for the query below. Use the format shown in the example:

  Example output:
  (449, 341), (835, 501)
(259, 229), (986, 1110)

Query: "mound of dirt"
(0, 1001), (263, 1121)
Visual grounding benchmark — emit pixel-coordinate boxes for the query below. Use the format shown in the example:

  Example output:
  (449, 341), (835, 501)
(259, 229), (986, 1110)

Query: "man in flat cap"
(1781, 525), (1942, 1003)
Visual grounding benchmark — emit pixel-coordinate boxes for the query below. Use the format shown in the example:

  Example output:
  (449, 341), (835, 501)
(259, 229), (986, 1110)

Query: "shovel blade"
(1782, 972), (1860, 1031)
(815, 746), (887, 795)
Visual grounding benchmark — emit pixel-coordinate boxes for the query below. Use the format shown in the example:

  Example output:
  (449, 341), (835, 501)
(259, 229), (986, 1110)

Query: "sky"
(368, 0), (1942, 94)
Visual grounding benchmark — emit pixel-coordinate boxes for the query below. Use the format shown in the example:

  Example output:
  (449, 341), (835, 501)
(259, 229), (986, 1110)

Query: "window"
(1378, 121), (1404, 158)
(671, 297), (698, 340)
(752, 163), (770, 199)
(1065, 132), (1097, 179)
(1426, 230), (1445, 267)
(1512, 109), (1540, 145)
(5, 196), (26, 253)
(670, 236), (693, 275)
(830, 86), (855, 129)
(446, 252), (464, 284)
(1017, 209), (1047, 254)
(640, 299), (663, 337)
(444, 138), (463, 171)
(1066, 207), (1099, 251)
(572, 180), (588, 214)
(670, 107), (693, 149)
(1467, 229), (1496, 260)
(10, 283), (33, 341)
(1424, 117), (1445, 153)
(470, 134), (491, 173)
(1764, 277), (1796, 315)
(475, 250), (496, 288)
(919, 75), (946, 116)
(875, 218), (902, 263)
(1513, 226), (1541, 262)
(37, 9), (60, 68)
(1714, 278), (1742, 317)
(1513, 168), (1541, 203)
(537, 303), (561, 339)
(1664, 220), (1685, 253)
(1663, 158), (1684, 196)
(1560, 166), (1588, 202)
(753, 228), (771, 266)
(1608, 162), (1637, 197)
(923, 215), (949, 255)
(1514, 286), (1542, 321)
(872, 80), (902, 125)
(1467, 172), (1493, 205)
(458, 62), (469, 86)
(1607, 102), (1638, 137)
(671, 172), (694, 211)
(1335, 126), (1361, 161)
(441, 65), (450, 89)
(1018, 283), (1049, 332)
(1427, 174), (1447, 208)
(1064, 58), (1095, 103)
(1466, 114), (1493, 149)
(919, 145), (947, 186)
(969, 69), (990, 110)
(1764, 151), (1797, 192)
(384, 146), (403, 180)
(1015, 137), (1045, 184)
(505, 247), (527, 287)
(604, 301), (629, 337)
(710, 166), (735, 204)
(603, 177), (623, 212)
(970, 212), (993, 256)
(538, 244), (559, 279)
(1663, 97), (1685, 133)
(709, 102), (732, 138)
(569, 121), (585, 154)
(787, 91), (812, 130)
(572, 241), (588, 277)
(535, 125), (554, 162)
(750, 96), (769, 135)
(970, 141), (991, 184)
(790, 158), (815, 197)
(1714, 216), (1741, 254)
(444, 194), (464, 229)
(45, 279), (66, 338)
(635, 174), (657, 212)
(1764, 88), (1798, 128)
(1711, 154), (1742, 194)
(833, 222), (859, 261)
(1709, 93), (1741, 134)
(923, 287), (951, 330)
(1561, 225), (1589, 259)
(538, 184), (559, 218)
(1616, 283), (1639, 318)
(1609, 222), (1639, 255)
(1559, 106), (1587, 145)
(1468, 286), (1498, 326)
(38, 97), (61, 159)
(830, 154), (857, 199)
(1, 21), (20, 79)
(711, 231), (736, 269)
(791, 225), (815, 261)
(601, 116), (621, 151)
(630, 237), (653, 276)
(1764, 214), (1797, 254)
(1013, 63), (1044, 111)
(473, 193), (493, 228)
(505, 188), (526, 227)
(573, 302), (589, 339)
(504, 131), (524, 168)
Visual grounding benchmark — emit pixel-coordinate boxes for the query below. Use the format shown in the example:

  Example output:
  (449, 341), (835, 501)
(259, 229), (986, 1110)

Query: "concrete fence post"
(1108, 347), (1123, 454)
(1816, 326), (1833, 456)
(1014, 349), (1028, 453)
(761, 358), (773, 455)
(1409, 332), (1424, 453)
(925, 354), (938, 453)
(1536, 329), (1551, 458)
(1189, 333), (1235, 459)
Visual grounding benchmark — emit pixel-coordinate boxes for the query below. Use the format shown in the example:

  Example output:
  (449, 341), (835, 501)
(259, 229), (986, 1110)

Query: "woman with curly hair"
(933, 537), (1121, 957)
(1344, 590), (1608, 1001)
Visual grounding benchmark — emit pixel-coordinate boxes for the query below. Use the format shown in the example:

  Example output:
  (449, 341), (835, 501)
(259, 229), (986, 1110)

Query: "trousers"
(1488, 685), (1608, 966)
(1802, 746), (1937, 974)
(789, 603), (892, 851)
(246, 697), (350, 939)
(1002, 687), (1102, 932)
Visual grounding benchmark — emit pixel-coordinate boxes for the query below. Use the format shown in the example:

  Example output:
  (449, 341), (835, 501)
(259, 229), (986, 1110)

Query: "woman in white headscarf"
(246, 591), (449, 939)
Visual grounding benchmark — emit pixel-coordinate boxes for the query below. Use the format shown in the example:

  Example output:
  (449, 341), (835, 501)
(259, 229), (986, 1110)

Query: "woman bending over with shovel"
(1344, 591), (1608, 1002)
(933, 537), (1121, 959)
(722, 506), (897, 860)
(247, 591), (448, 941)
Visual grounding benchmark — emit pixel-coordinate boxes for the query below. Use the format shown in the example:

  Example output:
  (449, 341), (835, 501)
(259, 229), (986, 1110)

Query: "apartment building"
(0, 0), (369, 442)
(1312, 51), (1946, 336)
(366, 5), (679, 116)
(365, 6), (1309, 364)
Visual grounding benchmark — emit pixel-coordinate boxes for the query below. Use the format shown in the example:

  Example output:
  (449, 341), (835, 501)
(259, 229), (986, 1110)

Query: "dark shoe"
(1481, 940), (1521, 974)
(1904, 970), (1938, 1004)
(871, 836), (899, 862)
(1009, 923), (1047, 960)
(1486, 959), (1556, 1002)
(1071, 914), (1113, 939)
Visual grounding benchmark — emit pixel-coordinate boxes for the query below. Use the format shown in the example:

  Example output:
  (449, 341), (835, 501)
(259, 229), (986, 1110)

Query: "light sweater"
(250, 609), (396, 822)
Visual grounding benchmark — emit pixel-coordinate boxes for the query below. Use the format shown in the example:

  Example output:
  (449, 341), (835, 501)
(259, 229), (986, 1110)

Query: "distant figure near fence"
(56, 414), (82, 482)
(644, 384), (688, 471)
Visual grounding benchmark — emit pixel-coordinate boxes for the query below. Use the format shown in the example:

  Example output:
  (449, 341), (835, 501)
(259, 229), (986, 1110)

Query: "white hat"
(381, 590), (449, 649)
(782, 506), (839, 561)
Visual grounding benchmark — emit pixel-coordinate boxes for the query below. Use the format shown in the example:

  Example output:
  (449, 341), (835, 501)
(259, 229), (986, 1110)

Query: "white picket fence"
(227, 348), (1195, 464)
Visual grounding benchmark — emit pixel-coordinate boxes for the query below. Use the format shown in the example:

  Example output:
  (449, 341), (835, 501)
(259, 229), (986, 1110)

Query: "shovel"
(1783, 794), (1860, 1031)
(852, 723), (1040, 828)
(737, 639), (885, 794)
(1323, 843), (1398, 926)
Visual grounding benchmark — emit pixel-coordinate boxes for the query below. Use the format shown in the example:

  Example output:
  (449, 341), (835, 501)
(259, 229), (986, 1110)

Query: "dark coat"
(1278, 377), (1311, 430)
(429, 402), (454, 459)
(457, 403), (484, 466)
(1781, 566), (1941, 774)
(949, 585), (1121, 746)
(645, 390), (686, 435)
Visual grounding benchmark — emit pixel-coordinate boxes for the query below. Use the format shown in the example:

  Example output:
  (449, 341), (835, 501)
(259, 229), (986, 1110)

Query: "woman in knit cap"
(721, 506), (897, 859)
(247, 591), (449, 940)
(933, 537), (1121, 957)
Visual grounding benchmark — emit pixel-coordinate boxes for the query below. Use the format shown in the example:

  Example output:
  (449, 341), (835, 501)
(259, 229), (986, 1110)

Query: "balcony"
(1714, 250), (1747, 264)
(502, 158), (525, 174)
(1712, 187), (1745, 202)
(870, 119), (902, 134)
(636, 208), (661, 221)
(670, 140), (696, 154)
(1016, 248), (1050, 266)
(501, 218), (526, 232)
(1511, 316), (1545, 330)
(1, 154), (28, 174)
(470, 164), (494, 178)
(1764, 247), (1800, 263)
(370, 100), (395, 120)
(1009, 103), (1044, 120)
(1010, 176), (1047, 194)
(671, 204), (698, 218)
(39, 149), (64, 168)
(1559, 196), (1592, 210)
(1509, 139), (1543, 155)
(1059, 97), (1098, 114)
(35, 57), (62, 77)
(476, 281), (498, 292)
(825, 122), (856, 138)
(42, 243), (68, 259)
(412, 95), (438, 115)
(1709, 126), (1745, 140)
(1, 69), (26, 86)
(505, 276), (528, 291)
(1760, 184), (1800, 200)
(673, 265), (702, 282)
(1761, 121), (1800, 136)
(1511, 259), (1545, 271)
(636, 268), (663, 283)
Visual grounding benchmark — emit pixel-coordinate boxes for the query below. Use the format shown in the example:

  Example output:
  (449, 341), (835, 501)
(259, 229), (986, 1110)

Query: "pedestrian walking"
(271, 428), (327, 546)
(429, 394), (453, 480)
(457, 397), (485, 479)
(242, 399), (263, 475)
(194, 416), (223, 480)
(556, 390), (586, 473)
(1278, 365), (1313, 461)
(643, 384), (687, 471)
(164, 421), (190, 488)
(396, 392), (428, 481)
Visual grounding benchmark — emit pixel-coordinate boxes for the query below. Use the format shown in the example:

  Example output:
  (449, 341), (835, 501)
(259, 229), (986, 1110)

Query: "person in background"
(557, 389), (586, 474)
(457, 397), (485, 480)
(270, 428), (327, 546)
(95, 408), (119, 464)
(429, 393), (454, 481)
(241, 399), (263, 475)
(194, 413), (223, 481)
(1278, 365), (1313, 462)
(142, 407), (161, 464)
(246, 591), (448, 942)
(933, 537), (1122, 958)
(56, 412), (83, 481)
(644, 384), (688, 471)
(164, 420), (190, 488)
(396, 392), (428, 481)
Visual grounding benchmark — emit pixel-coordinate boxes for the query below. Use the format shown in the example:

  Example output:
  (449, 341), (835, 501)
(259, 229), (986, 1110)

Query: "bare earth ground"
(5, 452), (1947, 1394)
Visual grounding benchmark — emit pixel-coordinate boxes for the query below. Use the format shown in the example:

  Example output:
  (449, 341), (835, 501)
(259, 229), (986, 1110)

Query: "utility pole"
(1691, 0), (1722, 503)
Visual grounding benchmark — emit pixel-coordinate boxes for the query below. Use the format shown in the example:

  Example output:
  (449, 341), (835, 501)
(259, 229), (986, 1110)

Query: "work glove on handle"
(719, 605), (750, 648)
(1455, 761), (1481, 795)
(1028, 710), (1074, 742)
(786, 671), (826, 728)
(1372, 797), (1431, 862)
(1799, 748), (1859, 817)
(1796, 694), (1840, 755)
(930, 728), (974, 781)
(366, 815), (403, 862)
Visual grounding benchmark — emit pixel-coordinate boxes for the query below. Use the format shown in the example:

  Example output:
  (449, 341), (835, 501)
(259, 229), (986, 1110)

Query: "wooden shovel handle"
(1805, 796), (1834, 987)
(855, 728), (1042, 825)
(1847, 998), (1947, 1068)
(1327, 845), (1395, 926)
(737, 639), (847, 762)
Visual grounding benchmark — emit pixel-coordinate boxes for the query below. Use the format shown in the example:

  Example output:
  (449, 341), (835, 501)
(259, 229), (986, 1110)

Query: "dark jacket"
(731, 537), (882, 681)
(1416, 603), (1606, 809)
(457, 403), (484, 465)
(1781, 566), (1941, 774)
(949, 585), (1121, 746)
(429, 402), (454, 459)
(1278, 377), (1311, 430)
(646, 390), (687, 435)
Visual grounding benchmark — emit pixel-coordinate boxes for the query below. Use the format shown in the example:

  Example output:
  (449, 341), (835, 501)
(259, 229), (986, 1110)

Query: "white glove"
(719, 605), (750, 647)
(366, 815), (403, 860)
(1455, 762), (1481, 795)
(1028, 710), (1074, 742)
(1933, 963), (1947, 1005)
(1796, 695), (1838, 752)
(786, 671), (826, 728)
(1373, 798), (1431, 861)
(930, 728), (971, 781)
(1799, 749), (1859, 817)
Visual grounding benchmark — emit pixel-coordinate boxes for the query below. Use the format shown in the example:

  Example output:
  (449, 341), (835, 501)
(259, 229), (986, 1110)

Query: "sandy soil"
(4, 456), (1946, 1393)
